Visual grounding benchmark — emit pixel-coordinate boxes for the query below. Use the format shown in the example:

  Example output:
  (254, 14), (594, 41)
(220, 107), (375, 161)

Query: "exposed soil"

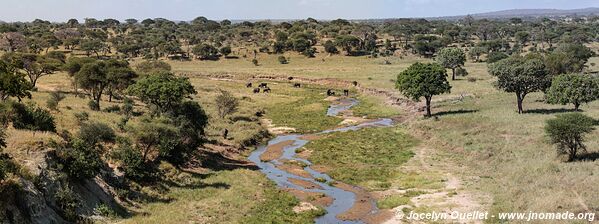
(258, 140), (294, 162)
(276, 163), (313, 179)
(335, 182), (376, 221)
(285, 188), (333, 208)
(288, 178), (323, 190)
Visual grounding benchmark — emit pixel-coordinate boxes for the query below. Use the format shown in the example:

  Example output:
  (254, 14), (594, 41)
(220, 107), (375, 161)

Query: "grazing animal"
(253, 88), (260, 93)
(293, 83), (301, 88)
(288, 77), (294, 80)
(246, 82), (252, 88)
(326, 89), (335, 96)
(343, 89), (349, 96)
(258, 83), (268, 88)
(352, 81), (358, 86)
(263, 87), (271, 93)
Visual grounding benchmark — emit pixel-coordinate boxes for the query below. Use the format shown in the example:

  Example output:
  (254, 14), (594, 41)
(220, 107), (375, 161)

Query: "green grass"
(352, 94), (401, 118)
(262, 85), (343, 133)
(304, 126), (417, 190)
(377, 195), (411, 209)
(120, 169), (322, 224)
(159, 52), (427, 89)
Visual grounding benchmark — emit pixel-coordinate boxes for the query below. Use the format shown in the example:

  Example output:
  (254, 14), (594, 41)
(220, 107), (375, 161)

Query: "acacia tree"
(127, 72), (197, 114)
(546, 74), (599, 110)
(73, 59), (134, 110)
(545, 113), (595, 161)
(0, 61), (32, 102)
(437, 48), (466, 80)
(488, 56), (550, 114)
(396, 62), (451, 117)
(2, 53), (61, 87)
(215, 90), (239, 119)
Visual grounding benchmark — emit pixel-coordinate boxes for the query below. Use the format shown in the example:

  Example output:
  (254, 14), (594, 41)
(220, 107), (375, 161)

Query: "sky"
(1, 0), (599, 22)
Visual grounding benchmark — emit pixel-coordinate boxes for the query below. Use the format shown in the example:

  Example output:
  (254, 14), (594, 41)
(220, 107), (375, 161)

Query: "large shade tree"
(488, 56), (550, 114)
(127, 72), (197, 114)
(396, 62), (451, 117)
(546, 73), (599, 110)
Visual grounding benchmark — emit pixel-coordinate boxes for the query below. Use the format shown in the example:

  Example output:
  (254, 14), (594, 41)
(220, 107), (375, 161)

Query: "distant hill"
(431, 7), (599, 20)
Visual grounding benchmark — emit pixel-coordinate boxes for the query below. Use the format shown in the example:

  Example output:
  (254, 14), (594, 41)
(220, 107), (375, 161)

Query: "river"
(248, 98), (393, 224)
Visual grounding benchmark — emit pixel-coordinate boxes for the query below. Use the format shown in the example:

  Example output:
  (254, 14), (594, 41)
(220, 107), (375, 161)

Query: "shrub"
(455, 67), (468, 77)
(487, 52), (509, 63)
(0, 153), (18, 181)
(103, 105), (121, 113)
(121, 98), (134, 117)
(117, 116), (129, 131)
(88, 100), (100, 111)
(11, 103), (56, 132)
(46, 91), (66, 111)
(252, 59), (259, 66)
(78, 122), (116, 145)
(277, 56), (288, 64)
(135, 60), (171, 74)
(111, 143), (157, 181)
(215, 90), (239, 119)
(55, 185), (81, 222)
(545, 113), (595, 161)
(54, 139), (103, 179)
(73, 111), (89, 124)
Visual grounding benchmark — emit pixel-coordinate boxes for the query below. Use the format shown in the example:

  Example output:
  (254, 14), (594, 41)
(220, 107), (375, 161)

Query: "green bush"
(46, 91), (66, 111)
(111, 143), (157, 181)
(103, 105), (121, 113)
(486, 52), (508, 63)
(88, 100), (100, 111)
(122, 98), (134, 117)
(11, 102), (56, 132)
(0, 153), (18, 181)
(55, 185), (81, 222)
(73, 111), (89, 124)
(78, 122), (116, 145)
(545, 113), (595, 161)
(54, 139), (103, 179)
(277, 56), (288, 64)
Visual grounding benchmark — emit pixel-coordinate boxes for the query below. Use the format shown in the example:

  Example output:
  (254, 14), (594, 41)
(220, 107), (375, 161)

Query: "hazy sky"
(1, 0), (599, 22)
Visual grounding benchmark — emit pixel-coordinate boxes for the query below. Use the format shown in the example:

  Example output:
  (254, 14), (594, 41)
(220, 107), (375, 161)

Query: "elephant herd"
(246, 81), (349, 96)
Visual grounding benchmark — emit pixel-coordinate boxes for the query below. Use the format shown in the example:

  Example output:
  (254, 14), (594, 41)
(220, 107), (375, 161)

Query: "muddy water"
(248, 99), (393, 224)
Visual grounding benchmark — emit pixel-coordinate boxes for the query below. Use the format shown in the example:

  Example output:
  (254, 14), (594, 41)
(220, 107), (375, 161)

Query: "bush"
(103, 105), (121, 113)
(252, 59), (259, 66)
(487, 52), (509, 63)
(277, 56), (288, 64)
(122, 98), (134, 117)
(55, 185), (80, 222)
(215, 90), (239, 119)
(111, 143), (157, 181)
(46, 91), (66, 111)
(545, 113), (595, 161)
(78, 122), (116, 145)
(0, 153), (18, 181)
(455, 67), (468, 77)
(54, 139), (103, 179)
(73, 111), (89, 124)
(88, 100), (100, 111)
(11, 102), (56, 132)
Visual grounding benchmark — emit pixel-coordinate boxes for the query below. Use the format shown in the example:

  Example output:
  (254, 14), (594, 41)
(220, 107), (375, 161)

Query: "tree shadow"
(574, 152), (599, 162)
(524, 108), (577, 114)
(197, 150), (259, 171)
(433, 109), (479, 117)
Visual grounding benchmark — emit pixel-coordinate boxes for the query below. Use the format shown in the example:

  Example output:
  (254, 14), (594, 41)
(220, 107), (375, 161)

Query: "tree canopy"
(546, 74), (599, 110)
(396, 62), (451, 117)
(488, 55), (550, 113)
